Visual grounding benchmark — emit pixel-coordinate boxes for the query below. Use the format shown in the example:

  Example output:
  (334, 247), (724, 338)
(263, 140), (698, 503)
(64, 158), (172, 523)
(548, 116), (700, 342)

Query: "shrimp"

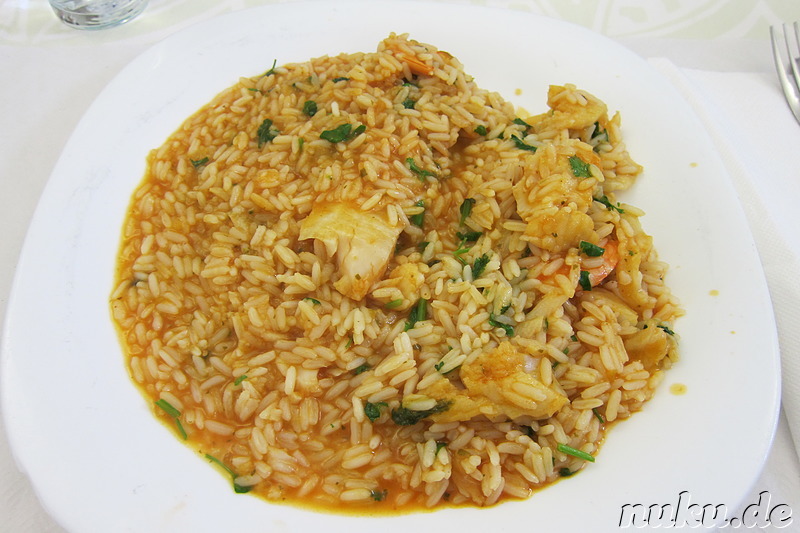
(585, 238), (619, 287)
(394, 50), (434, 76)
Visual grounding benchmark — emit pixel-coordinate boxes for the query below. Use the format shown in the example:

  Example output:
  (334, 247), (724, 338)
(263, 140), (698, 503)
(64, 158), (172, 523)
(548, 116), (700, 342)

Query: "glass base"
(50, 0), (148, 30)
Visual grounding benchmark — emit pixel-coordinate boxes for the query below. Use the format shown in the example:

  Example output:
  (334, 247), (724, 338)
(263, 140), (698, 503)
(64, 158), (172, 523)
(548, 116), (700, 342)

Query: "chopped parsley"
(459, 198), (476, 224)
(402, 98), (416, 109)
(578, 270), (592, 291)
(511, 135), (537, 152)
(474, 125), (488, 136)
(303, 297), (321, 305)
(332, 76), (350, 82)
(488, 313), (515, 337)
(657, 324), (676, 336)
(417, 241), (430, 252)
(155, 398), (180, 419)
(233, 375), (248, 386)
(593, 195), (625, 213)
(256, 118), (279, 148)
(351, 363), (371, 375)
(204, 454), (252, 493)
(364, 401), (388, 422)
(591, 121), (609, 150)
(472, 253), (490, 279)
(406, 157), (437, 182)
(320, 123), (365, 143)
(155, 399), (187, 440)
(302, 100), (318, 117)
(569, 155), (592, 178)
(391, 400), (451, 426)
(190, 157), (209, 168)
(435, 441), (448, 454)
(559, 468), (575, 477)
(263, 59), (278, 77)
(557, 443), (596, 463)
(579, 240), (605, 257)
(410, 199), (425, 228)
(385, 299), (403, 309)
(404, 298), (428, 331)
(513, 117), (532, 131)
(456, 230), (482, 243)
(370, 488), (388, 501)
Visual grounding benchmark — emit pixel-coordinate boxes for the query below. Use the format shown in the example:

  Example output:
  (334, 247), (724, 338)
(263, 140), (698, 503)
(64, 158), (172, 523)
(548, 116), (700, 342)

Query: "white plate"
(1, 2), (780, 532)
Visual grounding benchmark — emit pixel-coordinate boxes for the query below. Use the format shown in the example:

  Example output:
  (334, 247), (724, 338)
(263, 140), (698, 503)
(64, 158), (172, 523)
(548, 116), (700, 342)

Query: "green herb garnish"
(453, 246), (470, 265)
(591, 121), (608, 150)
(320, 123), (365, 143)
(579, 240), (605, 257)
(302, 100), (318, 117)
(303, 297), (321, 305)
(513, 117), (531, 131)
(417, 241), (430, 252)
(459, 198), (476, 224)
(410, 199), (425, 228)
(391, 400), (451, 426)
(557, 443), (595, 463)
(155, 399), (187, 440)
(352, 363), (370, 375)
(385, 299), (403, 309)
(472, 253), (490, 279)
(257, 118), (279, 148)
(435, 441), (448, 454)
(370, 488), (388, 501)
(657, 324), (676, 336)
(456, 230), (482, 243)
(364, 401), (388, 422)
(569, 155), (592, 178)
(234, 375), (248, 386)
(511, 135), (537, 152)
(592, 408), (606, 423)
(578, 270), (592, 291)
(474, 125), (488, 136)
(190, 157), (209, 168)
(406, 158), (437, 182)
(404, 298), (428, 331)
(155, 398), (180, 418)
(488, 313), (515, 337)
(205, 454), (252, 493)
(402, 98), (416, 109)
(332, 76), (350, 82)
(593, 195), (625, 214)
(263, 59), (278, 77)
(559, 467), (574, 477)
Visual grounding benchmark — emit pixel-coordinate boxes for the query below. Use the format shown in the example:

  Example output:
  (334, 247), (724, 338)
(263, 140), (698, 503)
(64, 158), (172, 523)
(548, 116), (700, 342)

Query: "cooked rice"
(110, 33), (682, 512)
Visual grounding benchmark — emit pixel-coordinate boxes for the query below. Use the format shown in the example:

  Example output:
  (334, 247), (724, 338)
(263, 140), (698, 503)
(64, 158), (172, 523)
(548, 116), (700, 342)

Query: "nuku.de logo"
(618, 490), (792, 529)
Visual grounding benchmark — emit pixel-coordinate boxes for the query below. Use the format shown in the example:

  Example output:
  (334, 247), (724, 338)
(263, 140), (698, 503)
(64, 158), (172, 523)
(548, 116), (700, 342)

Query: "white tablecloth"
(2, 1), (799, 531)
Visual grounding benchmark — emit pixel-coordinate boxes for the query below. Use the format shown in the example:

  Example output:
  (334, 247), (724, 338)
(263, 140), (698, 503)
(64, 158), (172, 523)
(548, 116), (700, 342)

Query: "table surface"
(2, 0), (799, 531)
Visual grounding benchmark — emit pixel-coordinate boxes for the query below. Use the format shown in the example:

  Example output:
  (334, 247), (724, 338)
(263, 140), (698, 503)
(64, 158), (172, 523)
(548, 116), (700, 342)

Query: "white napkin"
(648, 58), (800, 461)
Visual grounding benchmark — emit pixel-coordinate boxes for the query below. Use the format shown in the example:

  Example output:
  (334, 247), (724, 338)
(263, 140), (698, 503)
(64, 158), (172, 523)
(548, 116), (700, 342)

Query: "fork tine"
(790, 22), (800, 96)
(771, 23), (800, 124)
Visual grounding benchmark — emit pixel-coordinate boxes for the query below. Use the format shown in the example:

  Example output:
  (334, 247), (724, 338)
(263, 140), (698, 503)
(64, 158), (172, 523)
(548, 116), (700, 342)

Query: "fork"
(770, 22), (800, 124)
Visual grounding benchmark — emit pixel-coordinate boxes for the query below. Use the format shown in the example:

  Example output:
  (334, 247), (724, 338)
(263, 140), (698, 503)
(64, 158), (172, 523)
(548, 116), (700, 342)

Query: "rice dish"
(110, 34), (681, 512)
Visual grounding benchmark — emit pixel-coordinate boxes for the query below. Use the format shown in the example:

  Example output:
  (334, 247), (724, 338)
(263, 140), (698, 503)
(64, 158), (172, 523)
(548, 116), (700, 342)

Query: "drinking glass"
(48, 0), (148, 30)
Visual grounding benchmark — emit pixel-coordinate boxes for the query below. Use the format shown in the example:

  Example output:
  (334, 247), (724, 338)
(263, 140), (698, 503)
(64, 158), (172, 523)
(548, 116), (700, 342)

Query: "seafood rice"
(110, 33), (682, 511)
